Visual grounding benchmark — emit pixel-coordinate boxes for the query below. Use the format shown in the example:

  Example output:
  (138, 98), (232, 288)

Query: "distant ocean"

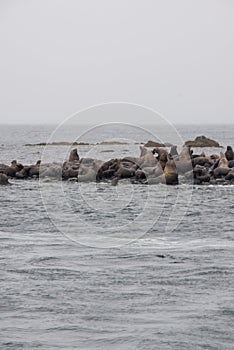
(0, 124), (233, 350)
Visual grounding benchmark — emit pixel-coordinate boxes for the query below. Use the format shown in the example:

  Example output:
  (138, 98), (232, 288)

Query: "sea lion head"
(69, 148), (79, 162)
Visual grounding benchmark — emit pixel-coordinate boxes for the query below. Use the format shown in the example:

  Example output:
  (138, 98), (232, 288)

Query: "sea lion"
(139, 148), (157, 168)
(78, 166), (96, 182)
(40, 164), (63, 179)
(183, 170), (194, 183)
(140, 166), (157, 177)
(225, 169), (234, 181)
(147, 156), (178, 185)
(180, 145), (192, 160)
(218, 152), (229, 168)
(15, 166), (30, 179)
(210, 154), (220, 160)
(163, 157), (178, 185)
(111, 177), (119, 186)
(27, 160), (42, 178)
(121, 156), (140, 166)
(211, 152), (230, 179)
(193, 156), (214, 167)
(153, 148), (168, 169)
(0, 173), (9, 185)
(170, 145), (178, 157)
(79, 158), (104, 175)
(139, 146), (148, 157)
(134, 163), (164, 184)
(174, 145), (193, 174)
(69, 148), (79, 162)
(154, 163), (164, 177)
(213, 153), (230, 178)
(15, 160), (44, 179)
(1, 161), (24, 177)
(116, 166), (135, 179)
(193, 165), (210, 184)
(147, 174), (166, 185)
(62, 168), (79, 180)
(96, 159), (120, 181)
(135, 169), (147, 183)
(120, 160), (138, 169)
(225, 146), (234, 161)
(213, 166), (230, 178)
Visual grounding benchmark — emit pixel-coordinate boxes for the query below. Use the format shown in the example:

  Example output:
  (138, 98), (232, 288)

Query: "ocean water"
(0, 124), (234, 349)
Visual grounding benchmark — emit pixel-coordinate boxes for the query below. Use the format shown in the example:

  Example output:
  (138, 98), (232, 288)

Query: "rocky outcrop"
(1, 143), (234, 186)
(144, 140), (173, 148)
(184, 135), (220, 148)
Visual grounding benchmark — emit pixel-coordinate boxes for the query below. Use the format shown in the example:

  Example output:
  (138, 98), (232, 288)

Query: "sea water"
(0, 124), (233, 349)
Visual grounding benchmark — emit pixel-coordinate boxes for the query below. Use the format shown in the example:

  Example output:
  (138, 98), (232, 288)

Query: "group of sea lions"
(0, 144), (234, 186)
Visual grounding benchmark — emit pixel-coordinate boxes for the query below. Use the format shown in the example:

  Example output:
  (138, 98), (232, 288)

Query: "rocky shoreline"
(0, 136), (234, 186)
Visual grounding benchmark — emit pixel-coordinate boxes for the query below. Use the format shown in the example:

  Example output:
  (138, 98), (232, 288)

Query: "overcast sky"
(0, 0), (234, 125)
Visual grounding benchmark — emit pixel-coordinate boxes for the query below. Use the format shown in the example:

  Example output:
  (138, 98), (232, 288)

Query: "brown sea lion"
(0, 173), (9, 185)
(174, 146), (193, 174)
(153, 148), (168, 169)
(69, 148), (79, 162)
(27, 160), (42, 178)
(15, 167), (30, 179)
(213, 153), (230, 178)
(96, 159), (120, 181)
(62, 168), (79, 180)
(147, 157), (178, 185)
(120, 160), (138, 169)
(116, 166), (135, 179)
(213, 167), (230, 178)
(210, 154), (220, 160)
(135, 169), (147, 183)
(2, 161), (24, 177)
(193, 156), (214, 167)
(193, 165), (210, 184)
(111, 177), (119, 186)
(218, 152), (229, 168)
(163, 157), (178, 185)
(122, 156), (140, 166)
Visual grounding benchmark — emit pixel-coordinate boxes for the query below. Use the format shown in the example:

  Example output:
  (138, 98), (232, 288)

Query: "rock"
(24, 141), (91, 146)
(144, 141), (165, 147)
(184, 135), (220, 148)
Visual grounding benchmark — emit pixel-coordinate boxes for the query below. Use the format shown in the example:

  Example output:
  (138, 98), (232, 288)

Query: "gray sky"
(0, 0), (234, 125)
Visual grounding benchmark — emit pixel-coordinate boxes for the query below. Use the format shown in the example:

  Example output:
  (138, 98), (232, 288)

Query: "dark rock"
(185, 135), (220, 148)
(144, 140), (171, 148)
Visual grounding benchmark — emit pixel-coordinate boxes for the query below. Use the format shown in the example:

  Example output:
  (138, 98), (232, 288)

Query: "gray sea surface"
(0, 124), (234, 349)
